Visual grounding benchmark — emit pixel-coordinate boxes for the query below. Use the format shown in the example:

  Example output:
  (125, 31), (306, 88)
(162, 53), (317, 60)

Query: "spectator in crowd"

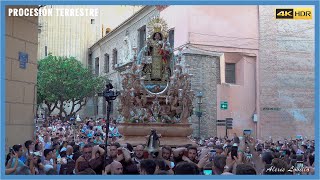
(72, 145), (81, 162)
(139, 159), (157, 175)
(215, 145), (224, 155)
(6, 145), (26, 174)
(161, 146), (172, 161)
(75, 144), (105, 174)
(23, 140), (35, 161)
(43, 149), (57, 171)
(154, 159), (174, 174)
(52, 143), (60, 159)
(78, 168), (96, 175)
(46, 168), (58, 175)
(6, 115), (315, 176)
(173, 146), (199, 165)
(233, 133), (240, 144)
(261, 151), (274, 174)
(15, 166), (32, 175)
(31, 152), (44, 175)
(174, 162), (200, 175)
(110, 161), (123, 175)
(236, 164), (257, 175)
(60, 141), (68, 152)
(212, 155), (226, 175)
(132, 144), (145, 164)
(5, 150), (20, 174)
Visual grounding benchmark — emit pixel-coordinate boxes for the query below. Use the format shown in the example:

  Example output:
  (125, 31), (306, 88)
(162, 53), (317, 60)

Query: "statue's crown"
(153, 23), (162, 33)
(147, 17), (168, 39)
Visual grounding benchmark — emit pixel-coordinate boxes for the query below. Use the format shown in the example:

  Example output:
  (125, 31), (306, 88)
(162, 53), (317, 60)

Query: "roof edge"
(89, 6), (156, 50)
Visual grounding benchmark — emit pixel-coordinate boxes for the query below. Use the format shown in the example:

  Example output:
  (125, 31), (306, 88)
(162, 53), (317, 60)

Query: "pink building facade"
(90, 5), (314, 140)
(160, 5), (260, 139)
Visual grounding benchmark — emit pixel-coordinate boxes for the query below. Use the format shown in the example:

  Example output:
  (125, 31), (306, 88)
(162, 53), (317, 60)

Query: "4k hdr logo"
(275, 8), (312, 20)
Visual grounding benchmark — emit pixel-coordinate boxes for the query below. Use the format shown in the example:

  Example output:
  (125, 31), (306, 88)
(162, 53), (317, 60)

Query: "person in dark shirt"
(139, 159), (157, 175)
(103, 142), (134, 175)
(233, 133), (240, 144)
(75, 144), (105, 174)
(72, 145), (81, 162)
(174, 161), (200, 175)
(132, 144), (146, 164)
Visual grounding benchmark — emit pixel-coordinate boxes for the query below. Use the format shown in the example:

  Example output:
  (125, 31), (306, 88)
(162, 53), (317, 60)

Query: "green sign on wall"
(220, 101), (228, 110)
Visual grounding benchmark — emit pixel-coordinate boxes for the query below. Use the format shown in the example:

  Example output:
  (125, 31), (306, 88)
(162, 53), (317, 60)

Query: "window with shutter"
(113, 49), (118, 69)
(104, 54), (109, 73)
(138, 25), (146, 52)
(169, 29), (174, 48)
(225, 63), (236, 84)
(95, 57), (99, 76)
(88, 58), (93, 73)
(45, 46), (48, 56)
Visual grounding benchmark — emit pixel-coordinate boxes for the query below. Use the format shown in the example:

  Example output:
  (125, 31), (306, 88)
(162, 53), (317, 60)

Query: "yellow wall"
(5, 6), (38, 149)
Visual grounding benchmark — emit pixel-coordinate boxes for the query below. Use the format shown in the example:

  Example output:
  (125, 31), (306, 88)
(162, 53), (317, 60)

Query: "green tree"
(37, 54), (105, 120)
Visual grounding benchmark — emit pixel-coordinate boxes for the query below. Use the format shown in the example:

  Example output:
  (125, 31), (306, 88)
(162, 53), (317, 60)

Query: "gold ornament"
(147, 17), (169, 39)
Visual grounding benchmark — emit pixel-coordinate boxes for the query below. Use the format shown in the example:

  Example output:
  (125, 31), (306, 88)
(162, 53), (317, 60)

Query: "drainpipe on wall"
(33, 84), (38, 139)
(256, 5), (261, 140)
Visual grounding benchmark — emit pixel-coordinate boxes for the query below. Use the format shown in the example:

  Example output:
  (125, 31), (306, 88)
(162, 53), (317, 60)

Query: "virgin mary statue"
(137, 17), (173, 93)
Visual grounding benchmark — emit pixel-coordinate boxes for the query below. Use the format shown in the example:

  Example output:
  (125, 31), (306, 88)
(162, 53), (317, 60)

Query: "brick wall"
(183, 53), (220, 139)
(258, 6), (315, 140)
(5, 6), (38, 148)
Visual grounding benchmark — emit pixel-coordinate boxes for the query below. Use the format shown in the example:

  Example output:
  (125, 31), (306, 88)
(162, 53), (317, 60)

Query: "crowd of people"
(5, 116), (315, 175)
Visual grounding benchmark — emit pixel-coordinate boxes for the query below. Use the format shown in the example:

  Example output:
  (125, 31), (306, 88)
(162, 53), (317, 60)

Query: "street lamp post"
(195, 91), (203, 140)
(99, 82), (120, 167)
